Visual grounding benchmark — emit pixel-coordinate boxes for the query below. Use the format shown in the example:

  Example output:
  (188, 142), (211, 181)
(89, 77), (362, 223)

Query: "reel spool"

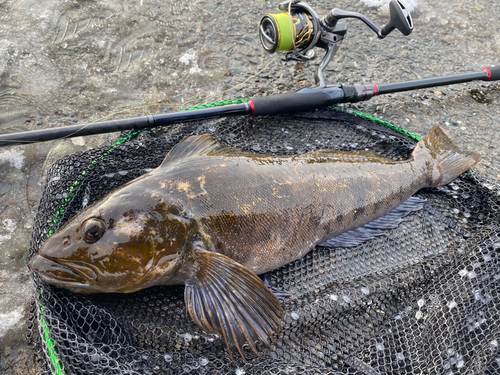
(259, 0), (413, 87)
(259, 2), (321, 58)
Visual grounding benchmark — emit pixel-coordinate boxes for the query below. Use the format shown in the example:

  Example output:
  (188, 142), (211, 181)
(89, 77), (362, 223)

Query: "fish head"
(30, 191), (195, 294)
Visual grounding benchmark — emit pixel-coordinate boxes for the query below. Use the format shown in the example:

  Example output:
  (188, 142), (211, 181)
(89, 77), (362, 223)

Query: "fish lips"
(30, 255), (98, 291)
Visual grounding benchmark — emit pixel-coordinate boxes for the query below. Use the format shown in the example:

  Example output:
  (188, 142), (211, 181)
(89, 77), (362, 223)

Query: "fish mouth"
(29, 255), (98, 291)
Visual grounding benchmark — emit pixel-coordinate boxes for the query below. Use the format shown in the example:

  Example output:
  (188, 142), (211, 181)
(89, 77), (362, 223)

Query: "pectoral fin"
(183, 250), (285, 360)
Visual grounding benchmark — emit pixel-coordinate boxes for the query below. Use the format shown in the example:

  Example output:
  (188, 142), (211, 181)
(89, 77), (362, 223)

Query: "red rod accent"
(373, 84), (379, 95)
(249, 100), (255, 115)
(483, 68), (492, 81)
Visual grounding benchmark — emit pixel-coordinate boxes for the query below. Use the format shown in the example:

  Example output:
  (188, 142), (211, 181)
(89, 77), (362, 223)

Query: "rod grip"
(251, 88), (345, 116)
(485, 66), (500, 81)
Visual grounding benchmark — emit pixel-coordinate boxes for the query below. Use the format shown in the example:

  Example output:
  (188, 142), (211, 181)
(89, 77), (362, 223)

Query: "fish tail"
(413, 126), (481, 187)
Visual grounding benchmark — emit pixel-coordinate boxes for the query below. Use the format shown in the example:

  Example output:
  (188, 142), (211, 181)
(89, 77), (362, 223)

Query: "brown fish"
(30, 126), (479, 358)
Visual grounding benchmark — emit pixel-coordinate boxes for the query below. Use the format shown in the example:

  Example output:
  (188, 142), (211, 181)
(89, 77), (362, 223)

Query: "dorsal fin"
(161, 134), (221, 167)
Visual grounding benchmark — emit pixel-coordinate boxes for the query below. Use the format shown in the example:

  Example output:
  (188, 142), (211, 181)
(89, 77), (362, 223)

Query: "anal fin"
(318, 196), (426, 248)
(184, 250), (285, 360)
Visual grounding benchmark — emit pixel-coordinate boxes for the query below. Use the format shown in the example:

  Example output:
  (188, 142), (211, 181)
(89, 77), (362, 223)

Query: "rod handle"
(484, 66), (500, 81)
(251, 87), (345, 116)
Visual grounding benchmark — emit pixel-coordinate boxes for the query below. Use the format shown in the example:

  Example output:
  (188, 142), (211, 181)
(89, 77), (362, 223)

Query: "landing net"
(28, 107), (500, 374)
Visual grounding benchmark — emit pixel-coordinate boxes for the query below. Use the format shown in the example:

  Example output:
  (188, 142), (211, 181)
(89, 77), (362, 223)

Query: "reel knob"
(380, 0), (413, 37)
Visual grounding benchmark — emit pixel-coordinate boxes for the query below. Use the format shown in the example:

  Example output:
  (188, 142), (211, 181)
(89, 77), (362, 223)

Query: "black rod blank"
(0, 103), (251, 147)
(376, 70), (490, 95)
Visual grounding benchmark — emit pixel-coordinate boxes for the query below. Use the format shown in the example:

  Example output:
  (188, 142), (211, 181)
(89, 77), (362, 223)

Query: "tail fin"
(413, 126), (481, 187)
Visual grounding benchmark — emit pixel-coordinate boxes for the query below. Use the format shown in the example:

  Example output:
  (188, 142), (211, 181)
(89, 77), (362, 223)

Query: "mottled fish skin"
(161, 128), (478, 275)
(29, 126), (480, 358)
(180, 149), (425, 275)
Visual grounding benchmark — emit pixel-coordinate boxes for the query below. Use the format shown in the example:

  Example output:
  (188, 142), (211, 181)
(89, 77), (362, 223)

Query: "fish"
(30, 126), (480, 359)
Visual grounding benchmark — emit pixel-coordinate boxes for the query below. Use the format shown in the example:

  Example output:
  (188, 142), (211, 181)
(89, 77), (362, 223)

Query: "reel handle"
(322, 0), (413, 39)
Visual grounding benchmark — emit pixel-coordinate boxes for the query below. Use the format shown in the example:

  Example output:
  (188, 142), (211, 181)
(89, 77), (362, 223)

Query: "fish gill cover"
(28, 108), (500, 374)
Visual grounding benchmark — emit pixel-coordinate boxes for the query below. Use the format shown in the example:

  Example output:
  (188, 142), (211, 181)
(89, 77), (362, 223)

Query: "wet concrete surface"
(0, 0), (499, 373)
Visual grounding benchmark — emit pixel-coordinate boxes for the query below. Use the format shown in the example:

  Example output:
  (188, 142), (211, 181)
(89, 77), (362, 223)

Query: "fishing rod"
(0, 0), (498, 147)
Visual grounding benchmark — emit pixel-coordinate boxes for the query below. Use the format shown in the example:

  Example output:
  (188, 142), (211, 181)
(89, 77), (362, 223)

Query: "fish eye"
(82, 218), (106, 243)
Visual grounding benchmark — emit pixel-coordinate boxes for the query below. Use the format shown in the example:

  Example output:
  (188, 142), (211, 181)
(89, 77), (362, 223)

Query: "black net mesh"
(28, 108), (500, 375)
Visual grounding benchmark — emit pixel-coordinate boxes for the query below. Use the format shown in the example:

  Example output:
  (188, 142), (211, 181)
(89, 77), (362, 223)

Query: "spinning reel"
(259, 0), (413, 87)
